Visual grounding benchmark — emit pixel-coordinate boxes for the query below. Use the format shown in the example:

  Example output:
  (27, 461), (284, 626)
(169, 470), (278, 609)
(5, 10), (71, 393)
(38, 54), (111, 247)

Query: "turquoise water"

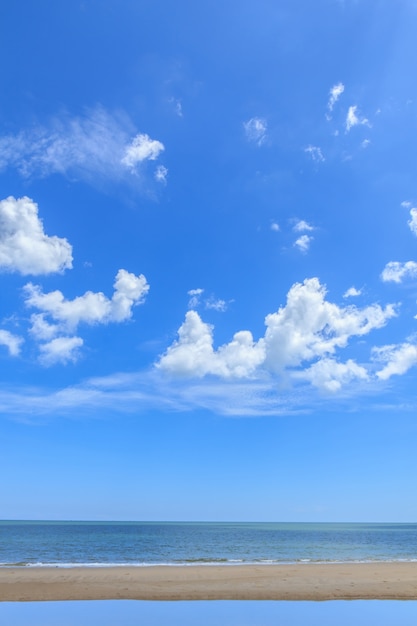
(1, 521), (417, 566)
(1, 601), (417, 626)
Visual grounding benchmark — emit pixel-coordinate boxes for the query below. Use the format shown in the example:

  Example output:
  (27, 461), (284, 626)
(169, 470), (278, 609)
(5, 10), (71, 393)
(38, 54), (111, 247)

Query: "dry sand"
(1, 563), (417, 602)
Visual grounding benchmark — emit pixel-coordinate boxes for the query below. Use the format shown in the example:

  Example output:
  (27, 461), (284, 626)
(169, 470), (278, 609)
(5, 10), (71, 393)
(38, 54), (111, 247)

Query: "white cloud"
(326, 82), (345, 118)
(298, 358), (368, 393)
(24, 270), (149, 364)
(243, 117), (267, 145)
(361, 139), (371, 149)
(187, 289), (228, 312)
(344, 286), (362, 298)
(157, 311), (265, 378)
(39, 336), (83, 366)
(110, 269), (150, 321)
(408, 208), (417, 236)
(270, 222), (280, 232)
(25, 269), (149, 331)
(0, 196), (73, 276)
(0, 329), (23, 356)
(374, 342), (417, 380)
(0, 372), (311, 419)
(158, 278), (396, 392)
(29, 313), (59, 341)
(168, 97), (183, 117)
(345, 105), (370, 132)
(380, 261), (417, 283)
(401, 201), (412, 209)
(304, 145), (325, 162)
(293, 219), (314, 233)
(188, 288), (204, 309)
(155, 165), (168, 184)
(205, 297), (228, 312)
(0, 107), (165, 189)
(294, 234), (313, 253)
(121, 134), (164, 170)
(262, 278), (395, 374)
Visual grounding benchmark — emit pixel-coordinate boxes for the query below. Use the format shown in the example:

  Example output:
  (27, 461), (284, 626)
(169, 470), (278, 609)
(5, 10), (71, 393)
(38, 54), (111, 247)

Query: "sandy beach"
(1, 563), (417, 602)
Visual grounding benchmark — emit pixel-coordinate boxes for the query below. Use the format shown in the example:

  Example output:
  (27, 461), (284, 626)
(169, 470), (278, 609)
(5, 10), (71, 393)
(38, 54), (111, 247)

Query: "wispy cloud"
(169, 97), (183, 117)
(326, 82), (345, 119)
(304, 145), (325, 163)
(0, 106), (166, 191)
(0, 371), (316, 419)
(154, 165), (168, 184)
(345, 105), (370, 132)
(205, 296), (228, 312)
(243, 117), (267, 146)
(187, 288), (229, 312)
(408, 207), (417, 236)
(187, 288), (204, 309)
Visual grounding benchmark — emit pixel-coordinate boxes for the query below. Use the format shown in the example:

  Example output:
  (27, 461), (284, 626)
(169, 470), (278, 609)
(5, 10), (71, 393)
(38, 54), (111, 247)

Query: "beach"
(1, 563), (417, 602)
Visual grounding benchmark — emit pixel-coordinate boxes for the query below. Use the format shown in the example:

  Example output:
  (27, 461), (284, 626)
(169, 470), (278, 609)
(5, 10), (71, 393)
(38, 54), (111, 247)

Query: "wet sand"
(1, 563), (417, 601)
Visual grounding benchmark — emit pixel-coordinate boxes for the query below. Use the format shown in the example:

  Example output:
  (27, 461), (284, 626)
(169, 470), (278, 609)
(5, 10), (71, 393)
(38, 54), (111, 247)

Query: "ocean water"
(1, 521), (417, 566)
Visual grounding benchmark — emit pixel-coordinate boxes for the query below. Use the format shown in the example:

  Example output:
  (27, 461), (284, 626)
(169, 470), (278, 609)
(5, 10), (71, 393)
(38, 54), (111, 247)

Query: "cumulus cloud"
(297, 358), (368, 393)
(374, 342), (417, 380)
(344, 286), (362, 298)
(25, 269), (149, 332)
(294, 234), (313, 253)
(262, 278), (395, 374)
(0, 329), (23, 356)
(304, 145), (325, 162)
(293, 219), (314, 233)
(380, 261), (417, 283)
(270, 222), (280, 232)
(326, 82), (345, 118)
(39, 336), (84, 366)
(0, 107), (165, 189)
(158, 278), (396, 393)
(121, 134), (164, 170)
(345, 105), (370, 132)
(408, 208), (417, 236)
(24, 269), (149, 364)
(243, 117), (267, 145)
(0, 196), (73, 275)
(157, 311), (265, 378)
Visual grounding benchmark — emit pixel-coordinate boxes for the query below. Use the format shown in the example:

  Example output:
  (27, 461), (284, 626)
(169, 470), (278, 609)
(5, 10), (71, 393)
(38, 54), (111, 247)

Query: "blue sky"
(1, 0), (417, 521)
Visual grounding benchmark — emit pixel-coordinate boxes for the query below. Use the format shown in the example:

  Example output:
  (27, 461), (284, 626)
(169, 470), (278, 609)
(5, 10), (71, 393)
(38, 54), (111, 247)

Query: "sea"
(1, 520), (417, 567)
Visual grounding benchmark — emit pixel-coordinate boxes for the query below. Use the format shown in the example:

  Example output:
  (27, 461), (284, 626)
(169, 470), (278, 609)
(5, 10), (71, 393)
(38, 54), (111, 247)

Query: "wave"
(2, 557), (417, 568)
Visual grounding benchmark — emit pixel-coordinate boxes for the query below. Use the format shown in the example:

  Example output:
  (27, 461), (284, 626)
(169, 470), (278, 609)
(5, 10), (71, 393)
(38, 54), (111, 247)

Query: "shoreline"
(2, 562), (417, 601)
